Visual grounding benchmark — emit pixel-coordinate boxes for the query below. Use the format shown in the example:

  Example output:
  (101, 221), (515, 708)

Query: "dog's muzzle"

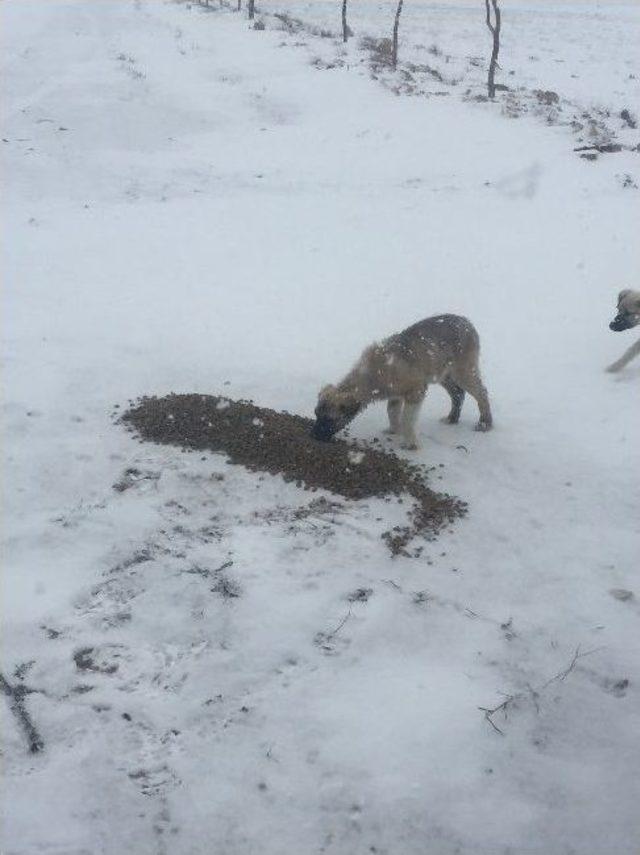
(311, 417), (337, 442)
(610, 314), (633, 332)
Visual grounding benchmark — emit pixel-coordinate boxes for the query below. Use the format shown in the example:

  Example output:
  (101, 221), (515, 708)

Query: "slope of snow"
(2, 1), (639, 853)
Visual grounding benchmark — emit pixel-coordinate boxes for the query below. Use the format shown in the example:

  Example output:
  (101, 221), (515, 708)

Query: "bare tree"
(391, 0), (404, 69)
(237, 0), (241, 9)
(341, 0), (349, 43)
(484, 0), (501, 99)
(248, 0), (255, 20)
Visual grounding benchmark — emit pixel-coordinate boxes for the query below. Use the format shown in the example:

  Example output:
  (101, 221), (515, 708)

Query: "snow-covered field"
(270, 0), (640, 113)
(2, 0), (640, 852)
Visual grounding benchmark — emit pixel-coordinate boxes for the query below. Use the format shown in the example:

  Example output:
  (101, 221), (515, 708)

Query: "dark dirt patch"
(13, 661), (35, 680)
(620, 108), (637, 129)
(347, 587), (374, 603)
(252, 496), (344, 526)
(185, 560), (241, 599)
(405, 62), (445, 83)
(184, 559), (233, 579)
(112, 466), (160, 493)
(534, 89), (560, 105)
(605, 678), (629, 698)
(251, 496), (344, 546)
(273, 11), (304, 33)
(609, 588), (634, 602)
(575, 142), (623, 155)
(360, 35), (394, 68)
(73, 646), (119, 675)
(71, 684), (96, 694)
(211, 573), (241, 600)
(111, 546), (157, 573)
(41, 625), (63, 640)
(120, 394), (466, 556)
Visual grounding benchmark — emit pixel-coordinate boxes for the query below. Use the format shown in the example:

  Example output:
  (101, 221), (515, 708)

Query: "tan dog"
(607, 289), (640, 372)
(312, 314), (493, 449)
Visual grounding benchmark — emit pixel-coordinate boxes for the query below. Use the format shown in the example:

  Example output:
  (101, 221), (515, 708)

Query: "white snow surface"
(2, 1), (640, 853)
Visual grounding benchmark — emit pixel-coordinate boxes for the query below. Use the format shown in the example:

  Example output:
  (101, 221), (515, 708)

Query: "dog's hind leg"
(440, 377), (465, 424)
(607, 338), (640, 373)
(385, 398), (403, 434)
(400, 391), (426, 450)
(452, 367), (492, 431)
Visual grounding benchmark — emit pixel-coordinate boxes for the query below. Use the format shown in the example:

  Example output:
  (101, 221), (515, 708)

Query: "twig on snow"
(573, 143), (623, 154)
(478, 693), (514, 735)
(478, 645), (603, 736)
(538, 645), (603, 691)
(185, 559), (234, 579)
(1, 672), (45, 754)
(326, 609), (352, 640)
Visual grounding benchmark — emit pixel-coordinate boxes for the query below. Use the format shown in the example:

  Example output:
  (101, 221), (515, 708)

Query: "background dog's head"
(610, 289), (640, 331)
(312, 385), (362, 441)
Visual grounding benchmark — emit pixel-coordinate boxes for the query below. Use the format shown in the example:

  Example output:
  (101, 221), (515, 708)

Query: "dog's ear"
(618, 289), (632, 304)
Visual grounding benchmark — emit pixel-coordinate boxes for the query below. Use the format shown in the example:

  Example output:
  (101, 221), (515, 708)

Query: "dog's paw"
(606, 363), (622, 373)
(440, 415), (460, 425)
(400, 440), (420, 451)
(383, 427), (398, 435)
(474, 421), (492, 433)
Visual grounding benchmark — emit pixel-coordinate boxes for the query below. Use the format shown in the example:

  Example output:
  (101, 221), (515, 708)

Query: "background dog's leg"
(400, 391), (426, 449)
(607, 339), (640, 373)
(440, 378), (465, 424)
(385, 397), (403, 434)
(453, 368), (492, 431)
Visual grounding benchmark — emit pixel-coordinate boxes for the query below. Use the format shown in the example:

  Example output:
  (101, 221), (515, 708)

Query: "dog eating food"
(120, 393), (466, 556)
(312, 314), (493, 449)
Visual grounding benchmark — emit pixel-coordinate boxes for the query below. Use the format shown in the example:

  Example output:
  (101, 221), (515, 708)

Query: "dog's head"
(311, 385), (362, 441)
(610, 289), (640, 332)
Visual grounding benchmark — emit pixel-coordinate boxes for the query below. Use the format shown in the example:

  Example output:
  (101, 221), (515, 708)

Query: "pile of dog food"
(120, 394), (466, 555)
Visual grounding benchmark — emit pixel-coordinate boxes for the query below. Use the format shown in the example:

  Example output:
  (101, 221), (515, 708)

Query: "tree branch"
(479, 646), (602, 736)
(326, 609), (352, 640)
(1, 672), (44, 754)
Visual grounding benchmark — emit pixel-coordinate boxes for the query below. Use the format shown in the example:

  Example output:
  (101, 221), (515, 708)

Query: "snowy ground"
(2, 0), (640, 853)
(269, 0), (640, 116)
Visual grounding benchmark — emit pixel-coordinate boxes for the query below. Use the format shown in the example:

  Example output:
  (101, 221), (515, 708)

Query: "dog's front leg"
(385, 398), (403, 434)
(607, 338), (640, 373)
(400, 391), (426, 450)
